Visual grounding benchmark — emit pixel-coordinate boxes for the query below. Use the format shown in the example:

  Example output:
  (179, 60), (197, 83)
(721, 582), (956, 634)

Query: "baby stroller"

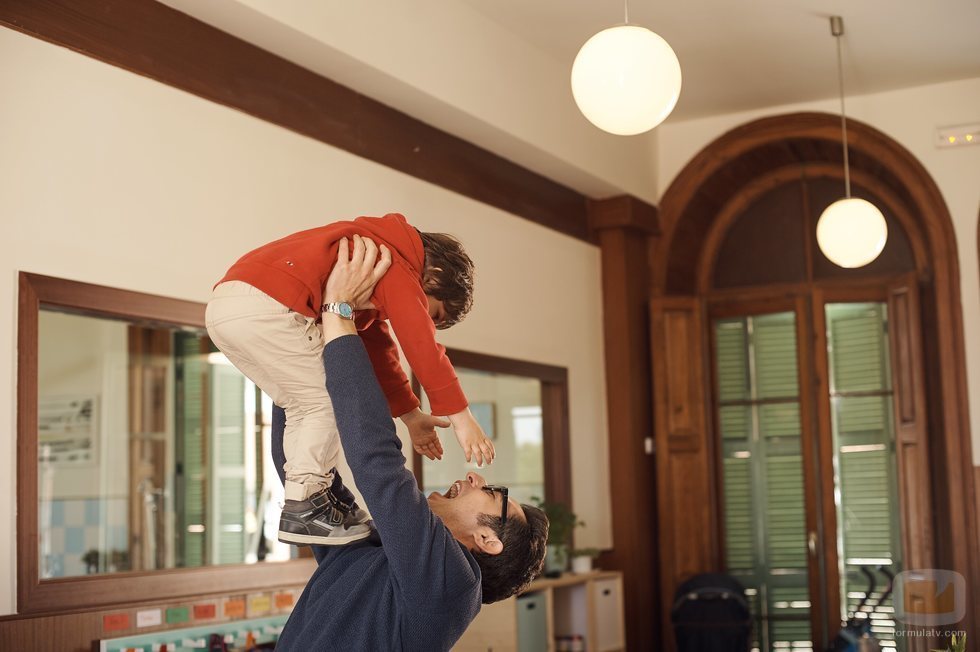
(828, 566), (895, 652)
(672, 573), (752, 652)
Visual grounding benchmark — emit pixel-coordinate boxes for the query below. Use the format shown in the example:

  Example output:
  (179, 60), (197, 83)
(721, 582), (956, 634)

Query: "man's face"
(428, 472), (525, 553)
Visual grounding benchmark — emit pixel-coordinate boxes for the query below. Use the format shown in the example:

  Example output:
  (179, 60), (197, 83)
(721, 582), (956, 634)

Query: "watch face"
(339, 303), (354, 319)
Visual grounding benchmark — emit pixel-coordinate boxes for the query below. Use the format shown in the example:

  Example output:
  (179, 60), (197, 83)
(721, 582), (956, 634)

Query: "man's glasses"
(483, 485), (509, 526)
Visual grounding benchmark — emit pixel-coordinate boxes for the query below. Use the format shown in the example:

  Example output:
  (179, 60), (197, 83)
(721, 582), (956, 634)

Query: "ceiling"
(157, 0), (979, 201)
(459, 0), (980, 121)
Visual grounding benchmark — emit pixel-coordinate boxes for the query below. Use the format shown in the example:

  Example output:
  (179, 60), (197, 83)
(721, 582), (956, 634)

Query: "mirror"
(19, 273), (315, 613)
(412, 349), (571, 510)
(36, 310), (297, 578)
(420, 368), (544, 504)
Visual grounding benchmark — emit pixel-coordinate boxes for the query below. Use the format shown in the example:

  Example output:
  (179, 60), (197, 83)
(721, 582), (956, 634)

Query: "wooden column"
(588, 196), (660, 652)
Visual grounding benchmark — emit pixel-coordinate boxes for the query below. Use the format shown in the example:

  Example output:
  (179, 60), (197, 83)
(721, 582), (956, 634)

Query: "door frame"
(705, 275), (934, 648)
(706, 294), (830, 647)
(654, 112), (977, 640)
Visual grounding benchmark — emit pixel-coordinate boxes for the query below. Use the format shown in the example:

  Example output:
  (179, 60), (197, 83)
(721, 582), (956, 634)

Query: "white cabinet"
(454, 597), (518, 651)
(592, 576), (625, 651)
(454, 571), (625, 652)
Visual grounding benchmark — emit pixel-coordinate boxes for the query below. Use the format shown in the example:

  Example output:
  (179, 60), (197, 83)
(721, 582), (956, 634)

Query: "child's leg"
(206, 281), (341, 501)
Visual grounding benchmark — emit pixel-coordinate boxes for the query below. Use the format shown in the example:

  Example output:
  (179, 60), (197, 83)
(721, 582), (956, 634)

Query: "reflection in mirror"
(421, 368), (545, 504)
(37, 308), (296, 579)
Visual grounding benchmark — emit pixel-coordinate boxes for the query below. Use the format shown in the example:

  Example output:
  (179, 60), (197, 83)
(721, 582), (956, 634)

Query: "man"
(270, 239), (549, 650)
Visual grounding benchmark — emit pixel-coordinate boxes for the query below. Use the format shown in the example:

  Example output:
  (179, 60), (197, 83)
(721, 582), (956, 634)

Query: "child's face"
(426, 294), (447, 328)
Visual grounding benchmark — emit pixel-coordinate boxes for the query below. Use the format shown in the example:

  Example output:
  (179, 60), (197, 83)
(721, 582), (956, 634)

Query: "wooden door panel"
(651, 296), (717, 647)
(888, 280), (935, 573)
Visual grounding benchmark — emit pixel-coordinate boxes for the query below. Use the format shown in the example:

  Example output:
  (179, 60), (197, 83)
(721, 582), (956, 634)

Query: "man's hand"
(321, 234), (391, 344)
(400, 408), (448, 461)
(448, 408), (495, 467)
(323, 234), (392, 308)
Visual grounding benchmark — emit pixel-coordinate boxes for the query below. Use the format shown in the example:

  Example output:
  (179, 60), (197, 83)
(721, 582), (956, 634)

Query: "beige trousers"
(206, 281), (336, 501)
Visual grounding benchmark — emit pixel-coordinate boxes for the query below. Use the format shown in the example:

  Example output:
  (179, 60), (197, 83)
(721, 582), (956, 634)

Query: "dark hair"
(472, 504), (549, 604)
(418, 231), (474, 329)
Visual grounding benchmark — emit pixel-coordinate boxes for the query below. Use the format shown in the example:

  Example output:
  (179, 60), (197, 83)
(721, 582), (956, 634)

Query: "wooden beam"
(0, 0), (591, 241)
(588, 195), (660, 235)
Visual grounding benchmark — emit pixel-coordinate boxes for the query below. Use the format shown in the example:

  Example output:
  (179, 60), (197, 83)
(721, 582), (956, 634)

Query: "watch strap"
(321, 302), (354, 319)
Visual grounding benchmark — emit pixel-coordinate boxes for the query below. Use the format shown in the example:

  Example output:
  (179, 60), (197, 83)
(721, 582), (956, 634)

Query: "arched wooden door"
(651, 113), (977, 651)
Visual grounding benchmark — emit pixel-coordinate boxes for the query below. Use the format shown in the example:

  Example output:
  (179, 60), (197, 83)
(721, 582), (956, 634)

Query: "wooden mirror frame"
(17, 272), (316, 614)
(410, 349), (573, 510)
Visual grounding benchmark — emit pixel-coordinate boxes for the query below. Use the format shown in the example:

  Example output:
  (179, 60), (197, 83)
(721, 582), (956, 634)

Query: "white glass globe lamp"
(816, 198), (888, 268)
(571, 25), (681, 136)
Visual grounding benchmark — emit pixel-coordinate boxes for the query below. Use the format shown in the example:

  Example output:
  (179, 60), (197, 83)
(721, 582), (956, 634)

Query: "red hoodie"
(217, 213), (466, 417)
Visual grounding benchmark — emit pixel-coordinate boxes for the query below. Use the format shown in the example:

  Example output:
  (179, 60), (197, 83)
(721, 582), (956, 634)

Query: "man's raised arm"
(314, 236), (479, 604)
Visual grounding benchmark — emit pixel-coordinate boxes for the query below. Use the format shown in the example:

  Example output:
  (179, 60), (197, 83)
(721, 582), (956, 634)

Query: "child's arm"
(377, 265), (495, 466)
(358, 321), (447, 461)
(358, 320), (419, 417)
(446, 407), (495, 467)
(400, 408), (448, 460)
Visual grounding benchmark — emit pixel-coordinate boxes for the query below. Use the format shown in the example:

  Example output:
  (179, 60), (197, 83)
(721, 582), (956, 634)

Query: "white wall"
(37, 312), (129, 500)
(657, 77), (980, 463)
(0, 29), (611, 615)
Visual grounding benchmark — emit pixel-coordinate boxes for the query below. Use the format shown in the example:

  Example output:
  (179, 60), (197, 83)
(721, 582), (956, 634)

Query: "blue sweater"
(271, 335), (482, 651)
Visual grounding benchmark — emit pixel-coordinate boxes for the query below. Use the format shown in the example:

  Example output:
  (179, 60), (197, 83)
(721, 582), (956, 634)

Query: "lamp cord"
(835, 29), (851, 198)
(624, 0), (629, 24)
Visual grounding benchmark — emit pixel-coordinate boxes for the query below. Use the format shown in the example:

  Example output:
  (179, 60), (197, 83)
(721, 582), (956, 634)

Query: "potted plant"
(570, 547), (600, 574)
(532, 497), (583, 577)
(932, 633), (966, 652)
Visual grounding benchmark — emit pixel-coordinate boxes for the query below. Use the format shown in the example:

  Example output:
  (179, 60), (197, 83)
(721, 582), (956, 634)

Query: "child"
(206, 213), (495, 545)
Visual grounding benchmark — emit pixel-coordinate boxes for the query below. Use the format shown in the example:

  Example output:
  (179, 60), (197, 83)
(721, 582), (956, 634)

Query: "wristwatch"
(321, 301), (355, 320)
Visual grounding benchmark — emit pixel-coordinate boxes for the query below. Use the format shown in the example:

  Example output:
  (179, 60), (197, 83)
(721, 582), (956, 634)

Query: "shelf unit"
(454, 570), (625, 652)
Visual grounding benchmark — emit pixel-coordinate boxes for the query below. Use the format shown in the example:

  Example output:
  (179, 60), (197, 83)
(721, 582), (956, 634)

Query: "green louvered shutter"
(826, 303), (901, 645)
(211, 363), (247, 564)
(715, 312), (811, 651)
(175, 334), (207, 567)
(716, 320), (754, 572)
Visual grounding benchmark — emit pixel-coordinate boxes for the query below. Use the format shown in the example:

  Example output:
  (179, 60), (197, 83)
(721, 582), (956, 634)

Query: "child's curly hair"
(418, 231), (475, 329)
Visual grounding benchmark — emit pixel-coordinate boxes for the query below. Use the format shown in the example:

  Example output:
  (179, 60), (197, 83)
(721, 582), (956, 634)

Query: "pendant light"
(815, 16), (888, 269)
(571, 0), (681, 136)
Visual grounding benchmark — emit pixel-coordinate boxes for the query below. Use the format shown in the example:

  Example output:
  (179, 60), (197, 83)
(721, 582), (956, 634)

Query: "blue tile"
(110, 525), (128, 549)
(85, 499), (101, 525)
(43, 553), (65, 579)
(49, 500), (65, 527)
(65, 527), (85, 554)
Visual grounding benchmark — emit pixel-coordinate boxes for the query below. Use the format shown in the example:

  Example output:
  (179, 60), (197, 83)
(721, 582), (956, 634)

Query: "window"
(715, 311), (810, 650)
(826, 303), (901, 645)
(713, 302), (905, 650)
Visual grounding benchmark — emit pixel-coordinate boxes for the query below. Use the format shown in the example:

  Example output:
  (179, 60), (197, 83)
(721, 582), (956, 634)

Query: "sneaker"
(278, 487), (372, 546)
(344, 502), (371, 527)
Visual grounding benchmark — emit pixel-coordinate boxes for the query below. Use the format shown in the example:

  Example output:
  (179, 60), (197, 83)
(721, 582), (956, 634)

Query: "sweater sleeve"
(358, 319), (420, 417)
(378, 265), (468, 416)
(323, 335), (480, 604)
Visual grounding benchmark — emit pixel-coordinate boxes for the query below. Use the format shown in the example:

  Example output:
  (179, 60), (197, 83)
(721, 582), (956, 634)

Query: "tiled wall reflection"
(40, 497), (128, 577)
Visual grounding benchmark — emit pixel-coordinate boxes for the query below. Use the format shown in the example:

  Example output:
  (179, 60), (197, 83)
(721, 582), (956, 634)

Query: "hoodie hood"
(354, 213), (425, 277)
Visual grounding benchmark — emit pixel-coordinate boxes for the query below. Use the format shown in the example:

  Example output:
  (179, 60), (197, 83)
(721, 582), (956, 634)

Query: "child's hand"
(448, 408), (495, 467)
(400, 409), (448, 461)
